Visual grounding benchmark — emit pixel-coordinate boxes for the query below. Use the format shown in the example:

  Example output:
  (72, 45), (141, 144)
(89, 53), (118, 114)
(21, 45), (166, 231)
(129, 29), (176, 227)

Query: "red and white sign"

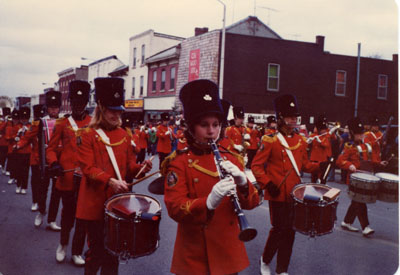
(188, 49), (200, 81)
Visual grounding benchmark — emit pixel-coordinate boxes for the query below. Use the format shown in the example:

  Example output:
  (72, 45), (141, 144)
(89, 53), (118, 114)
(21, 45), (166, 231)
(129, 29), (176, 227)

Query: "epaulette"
(55, 117), (67, 125)
(160, 150), (178, 176)
(176, 147), (189, 155)
(32, 120), (40, 126)
(125, 127), (133, 138)
(344, 142), (354, 149)
(218, 144), (245, 169)
(262, 134), (277, 143)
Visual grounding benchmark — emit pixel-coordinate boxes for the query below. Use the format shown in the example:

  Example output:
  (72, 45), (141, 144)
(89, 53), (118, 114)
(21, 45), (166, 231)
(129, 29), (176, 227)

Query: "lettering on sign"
(125, 99), (144, 108)
(188, 49), (200, 81)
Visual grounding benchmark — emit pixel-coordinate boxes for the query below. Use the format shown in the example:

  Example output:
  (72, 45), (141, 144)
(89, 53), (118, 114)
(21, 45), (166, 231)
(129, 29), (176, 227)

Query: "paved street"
(0, 156), (398, 275)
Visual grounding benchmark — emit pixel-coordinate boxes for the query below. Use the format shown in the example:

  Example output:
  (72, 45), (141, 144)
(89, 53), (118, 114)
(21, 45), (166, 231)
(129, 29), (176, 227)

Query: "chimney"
(316, 35), (325, 51)
(393, 54), (398, 64)
(195, 27), (209, 36)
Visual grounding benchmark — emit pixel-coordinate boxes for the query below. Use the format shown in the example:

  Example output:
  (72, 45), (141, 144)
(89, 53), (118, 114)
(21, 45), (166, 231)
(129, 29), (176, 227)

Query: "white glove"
(244, 134), (250, 140)
(220, 160), (247, 187)
(206, 177), (236, 210)
(244, 155), (248, 166)
(140, 126), (145, 132)
(165, 131), (170, 135)
(315, 136), (322, 143)
(233, 144), (244, 152)
(349, 164), (357, 172)
(131, 140), (137, 148)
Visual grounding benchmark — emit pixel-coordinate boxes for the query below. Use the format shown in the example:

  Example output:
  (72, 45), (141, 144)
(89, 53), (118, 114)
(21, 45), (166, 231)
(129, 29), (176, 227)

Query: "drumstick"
(134, 156), (155, 178)
(321, 157), (335, 184)
(127, 170), (160, 187)
(278, 167), (293, 189)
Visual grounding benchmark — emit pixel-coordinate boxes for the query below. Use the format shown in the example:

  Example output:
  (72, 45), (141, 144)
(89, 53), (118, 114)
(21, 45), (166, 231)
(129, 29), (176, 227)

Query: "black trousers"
(0, 145), (8, 168)
(262, 201), (296, 274)
(158, 152), (169, 169)
(84, 219), (119, 275)
(59, 188), (86, 255)
(38, 174), (61, 223)
(246, 149), (257, 169)
(344, 200), (369, 229)
(15, 153), (30, 189)
(31, 165), (41, 204)
(7, 152), (17, 179)
(137, 148), (146, 164)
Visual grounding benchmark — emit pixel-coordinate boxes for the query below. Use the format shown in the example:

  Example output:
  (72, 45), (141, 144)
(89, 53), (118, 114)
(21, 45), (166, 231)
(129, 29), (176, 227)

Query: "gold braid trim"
(188, 159), (219, 178)
(279, 140), (302, 151)
(180, 199), (198, 215)
(90, 171), (104, 180)
(160, 151), (177, 176)
(97, 136), (127, 147)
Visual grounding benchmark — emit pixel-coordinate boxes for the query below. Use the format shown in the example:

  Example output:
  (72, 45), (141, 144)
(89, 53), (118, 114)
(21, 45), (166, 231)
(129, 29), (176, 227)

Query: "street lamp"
(216, 0), (226, 100)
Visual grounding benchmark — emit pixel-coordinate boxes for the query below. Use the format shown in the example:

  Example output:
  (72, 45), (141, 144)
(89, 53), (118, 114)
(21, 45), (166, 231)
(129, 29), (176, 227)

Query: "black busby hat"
(45, 90), (62, 108)
(233, 106), (245, 119)
(248, 116), (255, 124)
(19, 107), (30, 120)
(267, 115), (276, 126)
(11, 109), (19, 120)
(274, 94), (300, 118)
(348, 117), (364, 135)
(94, 77), (125, 111)
(2, 107), (11, 116)
(369, 116), (379, 126)
(179, 79), (224, 124)
(121, 112), (134, 128)
(68, 80), (90, 103)
(33, 104), (45, 119)
(160, 112), (170, 121)
(315, 115), (328, 130)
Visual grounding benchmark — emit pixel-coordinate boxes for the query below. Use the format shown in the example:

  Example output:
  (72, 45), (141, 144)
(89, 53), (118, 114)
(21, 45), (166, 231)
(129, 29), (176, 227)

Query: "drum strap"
(277, 132), (301, 180)
(67, 116), (79, 131)
(95, 128), (123, 181)
(357, 144), (372, 160)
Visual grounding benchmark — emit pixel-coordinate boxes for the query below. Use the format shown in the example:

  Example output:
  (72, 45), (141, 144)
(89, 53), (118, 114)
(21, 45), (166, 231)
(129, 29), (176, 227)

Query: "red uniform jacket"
(6, 123), (22, 154)
(309, 133), (331, 162)
(138, 128), (148, 149)
(336, 142), (380, 184)
(156, 124), (174, 154)
(225, 125), (244, 154)
(246, 127), (260, 150)
(264, 128), (277, 136)
(251, 133), (319, 201)
(76, 127), (143, 221)
(46, 116), (92, 191)
(176, 129), (187, 151)
(364, 131), (383, 159)
(164, 146), (259, 275)
(13, 123), (32, 155)
(18, 121), (40, 165)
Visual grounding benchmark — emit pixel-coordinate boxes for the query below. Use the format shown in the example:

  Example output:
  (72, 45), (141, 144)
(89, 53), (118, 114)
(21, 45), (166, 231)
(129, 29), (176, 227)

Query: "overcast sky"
(0, 0), (398, 98)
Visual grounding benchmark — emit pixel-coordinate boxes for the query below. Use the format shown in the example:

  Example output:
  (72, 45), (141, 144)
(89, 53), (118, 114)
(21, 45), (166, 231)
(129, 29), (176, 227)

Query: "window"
(133, 48), (137, 67)
(140, 76), (144, 96)
(377, 74), (388, 99)
(170, 67), (176, 90)
(161, 70), (166, 91)
(131, 77), (135, 98)
(152, 71), (157, 92)
(267, 64), (280, 91)
(335, 70), (346, 96)
(141, 44), (145, 65)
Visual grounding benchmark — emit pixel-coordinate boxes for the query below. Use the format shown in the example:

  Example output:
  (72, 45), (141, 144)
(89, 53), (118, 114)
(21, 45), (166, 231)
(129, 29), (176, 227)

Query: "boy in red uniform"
(225, 106), (246, 155)
(252, 94), (325, 275)
(245, 116), (260, 169)
(0, 107), (11, 174)
(337, 117), (387, 236)
(156, 112), (175, 168)
(164, 79), (259, 275)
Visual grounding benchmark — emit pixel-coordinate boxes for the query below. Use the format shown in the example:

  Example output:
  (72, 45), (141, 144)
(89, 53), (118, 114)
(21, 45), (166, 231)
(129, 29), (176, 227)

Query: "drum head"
(292, 183), (331, 201)
(105, 193), (161, 217)
(375, 173), (399, 182)
(350, 172), (380, 182)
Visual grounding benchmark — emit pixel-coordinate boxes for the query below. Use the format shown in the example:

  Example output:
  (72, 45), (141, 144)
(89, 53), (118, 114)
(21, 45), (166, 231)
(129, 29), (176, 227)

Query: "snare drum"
(376, 173), (399, 203)
(349, 173), (380, 203)
(104, 193), (161, 260)
(291, 183), (338, 237)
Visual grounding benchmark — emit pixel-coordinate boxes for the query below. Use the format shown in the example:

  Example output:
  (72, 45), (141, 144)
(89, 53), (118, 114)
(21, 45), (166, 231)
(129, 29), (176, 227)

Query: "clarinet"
(209, 139), (257, 242)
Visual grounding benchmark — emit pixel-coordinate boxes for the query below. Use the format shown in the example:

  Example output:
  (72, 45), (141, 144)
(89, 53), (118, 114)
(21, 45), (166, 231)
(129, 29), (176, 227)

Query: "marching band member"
(264, 115), (277, 136)
(337, 117), (387, 236)
(156, 112), (175, 169)
(164, 79), (259, 275)
(225, 106), (246, 156)
(176, 118), (188, 151)
(251, 94), (324, 275)
(137, 120), (148, 163)
(0, 107), (11, 174)
(309, 115), (332, 183)
(46, 81), (91, 266)
(5, 109), (20, 186)
(13, 107), (32, 194)
(34, 90), (62, 231)
(364, 116), (384, 167)
(76, 77), (152, 275)
(245, 116), (260, 169)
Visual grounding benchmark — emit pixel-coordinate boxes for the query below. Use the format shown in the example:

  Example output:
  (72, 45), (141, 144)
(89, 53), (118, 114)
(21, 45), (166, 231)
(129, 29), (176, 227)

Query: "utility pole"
(217, 0), (226, 100)
(354, 43), (361, 117)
